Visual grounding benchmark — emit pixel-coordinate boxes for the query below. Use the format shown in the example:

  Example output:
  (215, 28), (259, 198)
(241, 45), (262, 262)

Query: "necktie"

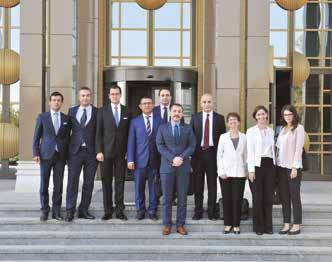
(54, 112), (60, 134)
(146, 116), (152, 136)
(203, 113), (210, 150)
(114, 106), (119, 126)
(174, 124), (180, 145)
(163, 106), (168, 123)
(80, 108), (87, 128)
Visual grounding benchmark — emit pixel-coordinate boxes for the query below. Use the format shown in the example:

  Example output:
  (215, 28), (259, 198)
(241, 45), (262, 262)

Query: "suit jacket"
(190, 111), (226, 158)
(156, 122), (196, 174)
(68, 105), (98, 155)
(217, 132), (247, 178)
(127, 114), (163, 169)
(32, 111), (70, 160)
(95, 104), (131, 159)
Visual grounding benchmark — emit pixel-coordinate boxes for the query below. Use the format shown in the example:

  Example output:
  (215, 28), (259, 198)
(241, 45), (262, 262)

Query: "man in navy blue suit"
(127, 96), (163, 220)
(65, 87), (98, 222)
(156, 103), (196, 235)
(152, 88), (172, 123)
(33, 91), (70, 221)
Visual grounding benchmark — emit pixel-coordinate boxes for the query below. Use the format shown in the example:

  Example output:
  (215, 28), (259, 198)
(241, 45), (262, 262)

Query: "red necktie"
(203, 114), (210, 150)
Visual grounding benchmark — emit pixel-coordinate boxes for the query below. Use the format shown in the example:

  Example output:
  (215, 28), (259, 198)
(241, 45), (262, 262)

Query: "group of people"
(32, 85), (304, 236)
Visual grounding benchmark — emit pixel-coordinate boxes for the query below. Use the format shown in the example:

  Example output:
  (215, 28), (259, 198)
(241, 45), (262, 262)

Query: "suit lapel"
(107, 104), (117, 128)
(85, 106), (97, 128)
(47, 111), (56, 136)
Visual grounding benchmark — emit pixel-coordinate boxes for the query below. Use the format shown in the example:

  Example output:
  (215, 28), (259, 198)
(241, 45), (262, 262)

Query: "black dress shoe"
(288, 229), (301, 235)
(233, 230), (241, 235)
(101, 213), (112, 220)
(65, 211), (74, 222)
(208, 213), (217, 221)
(135, 211), (145, 220)
(149, 214), (159, 221)
(116, 212), (128, 221)
(192, 213), (203, 220)
(78, 211), (95, 220)
(256, 231), (264, 235)
(279, 229), (290, 235)
(40, 212), (48, 221)
(52, 213), (64, 221)
(264, 230), (273, 235)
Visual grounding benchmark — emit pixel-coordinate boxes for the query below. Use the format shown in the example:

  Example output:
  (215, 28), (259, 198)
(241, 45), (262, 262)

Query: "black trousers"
(100, 156), (126, 215)
(193, 147), (218, 215)
(249, 158), (275, 233)
(39, 152), (65, 214)
(277, 167), (302, 224)
(220, 177), (246, 227)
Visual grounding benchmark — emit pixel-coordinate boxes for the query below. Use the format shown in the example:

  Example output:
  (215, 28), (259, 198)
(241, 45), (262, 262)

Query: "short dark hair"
(109, 85), (122, 94)
(158, 88), (171, 96)
(49, 91), (64, 102)
(252, 105), (268, 120)
(79, 86), (92, 93)
(226, 112), (241, 122)
(280, 105), (301, 131)
(171, 103), (184, 112)
(140, 96), (153, 103)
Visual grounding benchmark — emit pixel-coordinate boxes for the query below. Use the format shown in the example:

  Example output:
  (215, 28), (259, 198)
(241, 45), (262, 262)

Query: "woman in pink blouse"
(276, 105), (305, 235)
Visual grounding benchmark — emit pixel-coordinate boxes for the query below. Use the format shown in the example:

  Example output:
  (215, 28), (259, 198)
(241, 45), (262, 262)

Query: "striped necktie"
(146, 116), (152, 136)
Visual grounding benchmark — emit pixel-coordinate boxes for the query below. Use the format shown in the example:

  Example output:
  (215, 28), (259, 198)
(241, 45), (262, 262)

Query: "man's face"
(159, 89), (171, 106)
(49, 96), (63, 111)
(78, 89), (91, 107)
(109, 88), (121, 104)
(201, 94), (214, 113)
(139, 98), (154, 114)
(171, 105), (183, 123)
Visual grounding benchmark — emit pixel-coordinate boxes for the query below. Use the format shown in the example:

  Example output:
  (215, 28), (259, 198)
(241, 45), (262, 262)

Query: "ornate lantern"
(0, 49), (20, 85)
(292, 51), (310, 87)
(136, 0), (167, 10)
(275, 0), (307, 11)
(0, 123), (19, 160)
(0, 0), (20, 8)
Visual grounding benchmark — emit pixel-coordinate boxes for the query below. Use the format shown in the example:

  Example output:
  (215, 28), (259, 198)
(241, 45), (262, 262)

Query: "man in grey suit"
(156, 103), (196, 236)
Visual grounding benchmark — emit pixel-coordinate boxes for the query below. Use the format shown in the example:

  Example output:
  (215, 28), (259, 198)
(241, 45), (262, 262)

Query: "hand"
(290, 168), (298, 179)
(249, 172), (255, 183)
(128, 162), (135, 170)
(33, 156), (40, 164)
(172, 156), (183, 167)
(96, 153), (104, 162)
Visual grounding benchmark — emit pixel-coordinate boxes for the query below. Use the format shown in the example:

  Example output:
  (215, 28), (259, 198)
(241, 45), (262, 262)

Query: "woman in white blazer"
(217, 112), (247, 234)
(247, 105), (276, 235)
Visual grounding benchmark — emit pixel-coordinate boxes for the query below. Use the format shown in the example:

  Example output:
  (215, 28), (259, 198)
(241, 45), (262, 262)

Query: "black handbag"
(218, 198), (249, 220)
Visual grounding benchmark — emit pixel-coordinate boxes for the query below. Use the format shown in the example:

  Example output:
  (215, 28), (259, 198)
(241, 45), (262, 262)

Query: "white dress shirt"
(201, 111), (214, 147)
(76, 105), (92, 126)
(143, 112), (153, 131)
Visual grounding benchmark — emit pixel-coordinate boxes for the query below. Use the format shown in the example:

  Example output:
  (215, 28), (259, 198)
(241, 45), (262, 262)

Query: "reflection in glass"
(111, 2), (119, 28)
(121, 30), (147, 56)
(324, 74), (332, 90)
(273, 58), (287, 67)
(323, 31), (332, 57)
(295, 31), (320, 57)
(10, 5), (20, 27)
(296, 3), (321, 30)
(111, 30), (119, 56)
(155, 3), (181, 29)
(324, 108), (332, 133)
(302, 107), (321, 133)
(121, 59), (147, 66)
(154, 59), (180, 66)
(155, 31), (181, 56)
(270, 31), (288, 57)
(325, 3), (332, 29)
(304, 74), (320, 105)
(324, 155), (332, 175)
(183, 31), (190, 57)
(10, 29), (20, 53)
(183, 3), (191, 29)
(121, 3), (147, 28)
(270, 3), (288, 29)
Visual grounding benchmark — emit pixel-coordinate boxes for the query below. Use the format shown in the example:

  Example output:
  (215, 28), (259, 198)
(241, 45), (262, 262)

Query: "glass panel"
(155, 31), (181, 56)
(0, 8), (3, 26)
(270, 31), (288, 57)
(304, 74), (321, 104)
(183, 31), (190, 57)
(324, 144), (332, 151)
(0, 29), (3, 48)
(154, 3), (181, 29)
(309, 58), (320, 67)
(323, 107), (332, 132)
(307, 153), (321, 173)
(270, 3), (288, 29)
(325, 59), (332, 67)
(295, 3), (322, 30)
(273, 58), (287, 66)
(10, 5), (20, 27)
(295, 31), (320, 57)
(121, 3), (147, 28)
(111, 30), (119, 56)
(324, 91), (332, 105)
(111, 2), (119, 28)
(10, 29), (20, 53)
(325, 3), (332, 29)
(323, 31), (332, 57)
(10, 81), (19, 102)
(183, 3), (191, 29)
(121, 30), (147, 56)
(324, 74), (332, 90)
(301, 107), (321, 133)
(324, 154), (332, 174)
(182, 59), (191, 66)
(120, 58), (147, 66)
(111, 58), (119, 66)
(154, 59), (181, 66)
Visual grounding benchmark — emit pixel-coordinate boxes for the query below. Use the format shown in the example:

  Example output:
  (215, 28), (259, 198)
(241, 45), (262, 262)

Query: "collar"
(143, 112), (153, 118)
(79, 105), (91, 110)
(50, 109), (60, 115)
(203, 111), (213, 117)
(161, 104), (170, 110)
(111, 103), (120, 109)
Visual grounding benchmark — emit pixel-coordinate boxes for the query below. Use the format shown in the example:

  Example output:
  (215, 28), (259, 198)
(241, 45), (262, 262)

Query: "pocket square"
(63, 122), (68, 125)
(123, 117), (128, 119)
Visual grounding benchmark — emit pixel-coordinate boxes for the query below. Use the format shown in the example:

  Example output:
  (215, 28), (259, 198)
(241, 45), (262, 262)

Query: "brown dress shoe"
(162, 226), (171, 235)
(176, 226), (188, 235)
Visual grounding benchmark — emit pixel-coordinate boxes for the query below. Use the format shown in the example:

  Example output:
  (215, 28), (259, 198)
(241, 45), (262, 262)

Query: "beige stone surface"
(248, 0), (270, 37)
(247, 88), (270, 128)
(216, 0), (241, 37)
(20, 0), (43, 34)
(216, 88), (240, 117)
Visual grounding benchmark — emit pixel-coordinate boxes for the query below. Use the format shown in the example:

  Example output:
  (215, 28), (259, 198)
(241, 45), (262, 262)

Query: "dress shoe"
(176, 226), (188, 235)
(192, 212), (203, 220)
(208, 213), (217, 221)
(40, 212), (48, 221)
(149, 214), (159, 221)
(78, 211), (95, 220)
(288, 229), (301, 235)
(101, 213), (112, 220)
(256, 231), (264, 235)
(162, 226), (171, 235)
(65, 211), (74, 222)
(264, 230), (273, 235)
(233, 230), (241, 235)
(135, 211), (145, 220)
(116, 212), (128, 221)
(52, 213), (64, 221)
(279, 228), (290, 235)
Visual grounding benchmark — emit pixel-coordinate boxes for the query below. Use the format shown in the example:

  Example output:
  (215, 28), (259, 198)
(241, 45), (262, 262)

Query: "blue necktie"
(174, 125), (180, 145)
(114, 106), (119, 126)
(53, 112), (60, 151)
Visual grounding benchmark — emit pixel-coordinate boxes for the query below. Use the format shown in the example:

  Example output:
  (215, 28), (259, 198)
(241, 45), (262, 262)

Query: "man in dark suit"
(95, 85), (131, 220)
(32, 91), (70, 221)
(127, 96), (163, 220)
(191, 93), (226, 220)
(156, 104), (196, 235)
(65, 87), (98, 222)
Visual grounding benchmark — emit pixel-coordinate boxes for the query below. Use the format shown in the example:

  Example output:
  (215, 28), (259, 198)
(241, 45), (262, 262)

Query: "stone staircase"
(0, 203), (331, 261)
